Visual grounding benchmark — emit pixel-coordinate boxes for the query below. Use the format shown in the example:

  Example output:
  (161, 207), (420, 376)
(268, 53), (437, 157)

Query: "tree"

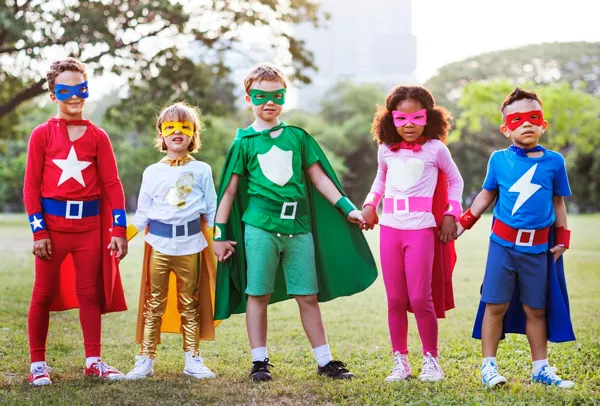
(425, 42), (600, 112)
(451, 80), (600, 211)
(0, 0), (324, 118)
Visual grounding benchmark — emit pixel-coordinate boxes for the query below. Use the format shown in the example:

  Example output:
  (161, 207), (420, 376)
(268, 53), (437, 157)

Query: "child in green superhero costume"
(213, 63), (378, 381)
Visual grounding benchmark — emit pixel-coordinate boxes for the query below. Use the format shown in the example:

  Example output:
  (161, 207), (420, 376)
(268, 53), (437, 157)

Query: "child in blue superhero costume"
(457, 88), (575, 389)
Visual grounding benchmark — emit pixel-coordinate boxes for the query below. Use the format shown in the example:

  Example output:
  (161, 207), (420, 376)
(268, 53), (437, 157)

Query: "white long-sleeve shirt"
(131, 160), (217, 256)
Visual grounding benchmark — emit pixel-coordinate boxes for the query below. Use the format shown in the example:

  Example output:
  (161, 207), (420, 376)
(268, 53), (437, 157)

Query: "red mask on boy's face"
(504, 110), (544, 131)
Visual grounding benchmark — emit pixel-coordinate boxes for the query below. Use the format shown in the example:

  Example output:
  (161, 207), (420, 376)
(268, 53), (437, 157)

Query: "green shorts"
(244, 224), (318, 296)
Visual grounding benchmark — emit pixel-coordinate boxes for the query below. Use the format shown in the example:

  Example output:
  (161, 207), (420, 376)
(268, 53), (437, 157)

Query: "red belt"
(492, 218), (549, 246)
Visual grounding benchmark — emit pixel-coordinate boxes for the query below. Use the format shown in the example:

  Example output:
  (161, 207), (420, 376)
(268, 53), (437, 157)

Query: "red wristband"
(459, 208), (480, 230)
(111, 225), (127, 238)
(33, 230), (50, 241)
(555, 226), (571, 249)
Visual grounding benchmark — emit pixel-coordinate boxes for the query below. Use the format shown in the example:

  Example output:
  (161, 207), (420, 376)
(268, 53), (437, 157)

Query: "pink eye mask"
(392, 109), (427, 127)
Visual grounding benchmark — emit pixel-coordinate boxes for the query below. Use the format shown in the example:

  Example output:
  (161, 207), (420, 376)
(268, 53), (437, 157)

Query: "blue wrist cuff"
(112, 209), (127, 227)
(29, 213), (46, 233)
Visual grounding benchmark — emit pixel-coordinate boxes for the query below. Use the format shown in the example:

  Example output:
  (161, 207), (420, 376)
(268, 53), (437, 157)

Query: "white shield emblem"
(257, 146), (293, 187)
(387, 158), (424, 192)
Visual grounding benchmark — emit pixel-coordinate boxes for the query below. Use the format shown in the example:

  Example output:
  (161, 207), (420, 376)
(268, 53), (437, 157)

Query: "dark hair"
(500, 87), (543, 117)
(371, 85), (452, 145)
(46, 58), (87, 93)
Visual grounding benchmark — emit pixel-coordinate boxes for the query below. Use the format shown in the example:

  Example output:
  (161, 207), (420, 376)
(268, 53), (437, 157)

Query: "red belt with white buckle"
(492, 218), (549, 247)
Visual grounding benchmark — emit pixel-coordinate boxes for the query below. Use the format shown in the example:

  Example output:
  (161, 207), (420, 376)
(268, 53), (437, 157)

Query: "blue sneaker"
(481, 360), (507, 388)
(532, 365), (575, 388)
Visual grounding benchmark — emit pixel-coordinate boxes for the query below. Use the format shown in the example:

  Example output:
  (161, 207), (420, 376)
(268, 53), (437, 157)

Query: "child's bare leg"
(481, 303), (510, 357)
(523, 304), (547, 361)
(295, 294), (327, 347)
(246, 294), (271, 349)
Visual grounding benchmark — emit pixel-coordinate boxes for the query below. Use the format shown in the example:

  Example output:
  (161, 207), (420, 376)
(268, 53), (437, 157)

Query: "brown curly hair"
(371, 85), (452, 145)
(46, 58), (87, 93)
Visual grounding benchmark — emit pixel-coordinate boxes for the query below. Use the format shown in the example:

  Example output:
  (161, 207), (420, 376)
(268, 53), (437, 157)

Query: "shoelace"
(134, 356), (152, 368)
(253, 358), (274, 371)
(539, 366), (562, 382)
(422, 354), (441, 376)
(481, 363), (499, 382)
(327, 360), (349, 372)
(93, 361), (113, 375)
(391, 354), (407, 375)
(32, 365), (52, 376)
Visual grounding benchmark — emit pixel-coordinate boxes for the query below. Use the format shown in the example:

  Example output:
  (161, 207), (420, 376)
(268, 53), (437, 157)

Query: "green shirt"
(233, 125), (320, 234)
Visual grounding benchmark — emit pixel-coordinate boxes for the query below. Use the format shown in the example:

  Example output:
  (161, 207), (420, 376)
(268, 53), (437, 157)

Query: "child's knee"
(294, 294), (318, 308)
(485, 302), (510, 317)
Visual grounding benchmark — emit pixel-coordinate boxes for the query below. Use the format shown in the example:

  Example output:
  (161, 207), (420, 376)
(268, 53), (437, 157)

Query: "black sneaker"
(250, 358), (273, 382)
(317, 360), (355, 380)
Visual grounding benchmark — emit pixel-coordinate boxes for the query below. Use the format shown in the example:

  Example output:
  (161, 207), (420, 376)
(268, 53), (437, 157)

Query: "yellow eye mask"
(161, 121), (195, 137)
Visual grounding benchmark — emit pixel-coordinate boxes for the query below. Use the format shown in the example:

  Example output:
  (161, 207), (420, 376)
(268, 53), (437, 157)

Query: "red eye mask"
(504, 110), (544, 131)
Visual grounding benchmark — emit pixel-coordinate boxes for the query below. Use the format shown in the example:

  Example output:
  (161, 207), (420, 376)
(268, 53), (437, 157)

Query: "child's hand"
(439, 215), (458, 243)
(361, 205), (379, 230)
(32, 238), (52, 261)
(456, 223), (466, 238)
(214, 240), (237, 262)
(550, 245), (567, 262)
(108, 236), (128, 260)
(347, 210), (366, 228)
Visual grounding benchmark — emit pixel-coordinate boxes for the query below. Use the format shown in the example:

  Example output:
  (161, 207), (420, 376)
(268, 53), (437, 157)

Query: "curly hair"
(155, 102), (204, 153)
(500, 87), (543, 118)
(46, 57), (87, 93)
(371, 85), (452, 145)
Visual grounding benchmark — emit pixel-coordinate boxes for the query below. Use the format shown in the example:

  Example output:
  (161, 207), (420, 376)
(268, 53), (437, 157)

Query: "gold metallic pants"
(141, 250), (201, 358)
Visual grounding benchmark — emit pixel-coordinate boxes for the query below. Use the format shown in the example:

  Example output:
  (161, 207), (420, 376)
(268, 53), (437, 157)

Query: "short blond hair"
(155, 102), (203, 153)
(244, 63), (287, 94)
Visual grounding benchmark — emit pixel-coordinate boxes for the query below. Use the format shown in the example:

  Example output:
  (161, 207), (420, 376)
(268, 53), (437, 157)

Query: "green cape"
(214, 123), (378, 320)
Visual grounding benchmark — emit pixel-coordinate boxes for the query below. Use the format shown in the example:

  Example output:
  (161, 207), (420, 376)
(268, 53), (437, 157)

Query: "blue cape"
(472, 225), (575, 343)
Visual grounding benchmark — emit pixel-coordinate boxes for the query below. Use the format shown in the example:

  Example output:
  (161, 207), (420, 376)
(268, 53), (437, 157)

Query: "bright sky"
(412, 0), (600, 82)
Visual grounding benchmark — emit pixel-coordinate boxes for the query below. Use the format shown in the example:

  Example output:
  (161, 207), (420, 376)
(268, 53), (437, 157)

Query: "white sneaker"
(418, 352), (444, 382)
(183, 352), (216, 379)
(125, 356), (154, 380)
(481, 360), (507, 388)
(532, 365), (575, 388)
(385, 352), (412, 382)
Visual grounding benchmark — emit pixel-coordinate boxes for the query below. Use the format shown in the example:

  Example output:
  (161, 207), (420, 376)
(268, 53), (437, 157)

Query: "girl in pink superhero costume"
(362, 85), (464, 382)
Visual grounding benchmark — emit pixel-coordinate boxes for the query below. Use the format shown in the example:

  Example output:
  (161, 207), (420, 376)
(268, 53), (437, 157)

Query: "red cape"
(408, 170), (456, 318)
(49, 193), (127, 313)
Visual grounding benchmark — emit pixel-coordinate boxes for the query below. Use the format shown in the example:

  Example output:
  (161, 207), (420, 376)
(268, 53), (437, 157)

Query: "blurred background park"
(2, 1), (600, 404)
(1, 0), (600, 212)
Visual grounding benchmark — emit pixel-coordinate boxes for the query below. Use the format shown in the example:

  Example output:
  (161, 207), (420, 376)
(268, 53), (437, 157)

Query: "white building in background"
(294, 0), (417, 110)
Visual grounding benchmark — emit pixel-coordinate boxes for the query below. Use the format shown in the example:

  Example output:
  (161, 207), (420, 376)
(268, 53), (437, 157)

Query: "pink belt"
(382, 196), (433, 214)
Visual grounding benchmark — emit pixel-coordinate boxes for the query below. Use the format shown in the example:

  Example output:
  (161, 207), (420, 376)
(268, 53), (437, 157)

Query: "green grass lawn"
(0, 214), (599, 405)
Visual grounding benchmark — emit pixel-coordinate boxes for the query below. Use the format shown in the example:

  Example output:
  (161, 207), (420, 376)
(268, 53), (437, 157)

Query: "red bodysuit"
(23, 117), (127, 362)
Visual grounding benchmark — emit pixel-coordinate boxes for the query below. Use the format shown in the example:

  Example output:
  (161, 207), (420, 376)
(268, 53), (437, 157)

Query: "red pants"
(28, 228), (102, 362)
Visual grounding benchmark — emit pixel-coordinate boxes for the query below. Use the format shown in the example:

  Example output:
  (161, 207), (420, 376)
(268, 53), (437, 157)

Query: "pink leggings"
(380, 226), (438, 357)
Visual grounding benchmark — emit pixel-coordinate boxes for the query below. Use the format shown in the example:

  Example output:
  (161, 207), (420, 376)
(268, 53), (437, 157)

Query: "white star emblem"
(114, 214), (120, 223)
(30, 215), (44, 230)
(52, 146), (91, 187)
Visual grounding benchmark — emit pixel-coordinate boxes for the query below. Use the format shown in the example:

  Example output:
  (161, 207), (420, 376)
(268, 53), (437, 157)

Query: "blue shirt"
(482, 148), (571, 254)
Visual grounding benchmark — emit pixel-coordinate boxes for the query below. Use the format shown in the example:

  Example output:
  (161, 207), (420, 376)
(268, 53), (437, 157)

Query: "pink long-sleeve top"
(364, 139), (464, 230)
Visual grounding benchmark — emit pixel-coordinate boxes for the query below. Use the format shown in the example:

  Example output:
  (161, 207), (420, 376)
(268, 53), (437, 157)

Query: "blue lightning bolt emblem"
(508, 164), (541, 215)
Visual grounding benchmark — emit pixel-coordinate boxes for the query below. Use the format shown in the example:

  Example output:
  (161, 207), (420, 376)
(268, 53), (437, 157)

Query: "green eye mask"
(249, 88), (286, 105)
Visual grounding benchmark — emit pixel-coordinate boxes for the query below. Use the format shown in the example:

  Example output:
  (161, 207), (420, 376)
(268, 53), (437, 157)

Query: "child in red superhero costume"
(23, 58), (128, 386)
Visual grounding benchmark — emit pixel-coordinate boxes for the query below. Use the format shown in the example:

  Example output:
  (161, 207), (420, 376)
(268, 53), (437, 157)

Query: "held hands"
(214, 240), (237, 262)
(439, 215), (458, 243)
(361, 205), (379, 231)
(346, 210), (367, 229)
(32, 238), (52, 261)
(108, 236), (128, 260)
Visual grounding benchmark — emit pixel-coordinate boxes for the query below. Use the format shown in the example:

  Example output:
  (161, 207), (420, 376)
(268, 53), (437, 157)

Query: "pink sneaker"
(385, 352), (412, 382)
(29, 365), (52, 386)
(418, 352), (444, 382)
(84, 360), (124, 381)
